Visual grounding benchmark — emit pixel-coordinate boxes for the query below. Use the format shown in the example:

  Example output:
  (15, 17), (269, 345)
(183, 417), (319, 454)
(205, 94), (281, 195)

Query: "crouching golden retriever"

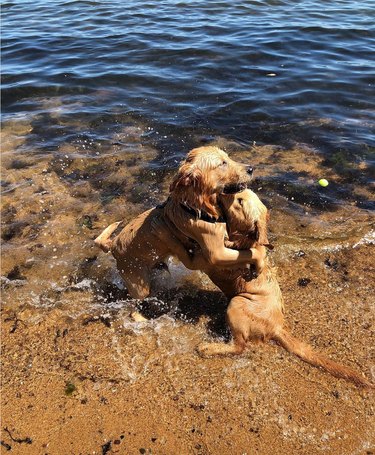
(94, 146), (265, 300)
(173, 189), (372, 388)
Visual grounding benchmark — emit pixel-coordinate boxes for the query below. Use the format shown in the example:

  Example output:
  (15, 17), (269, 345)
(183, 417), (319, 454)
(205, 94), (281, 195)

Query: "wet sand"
(1, 118), (374, 454)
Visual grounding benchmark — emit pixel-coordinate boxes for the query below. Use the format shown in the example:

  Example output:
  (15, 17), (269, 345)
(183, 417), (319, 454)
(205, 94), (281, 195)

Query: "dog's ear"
(170, 165), (203, 192)
(255, 210), (271, 247)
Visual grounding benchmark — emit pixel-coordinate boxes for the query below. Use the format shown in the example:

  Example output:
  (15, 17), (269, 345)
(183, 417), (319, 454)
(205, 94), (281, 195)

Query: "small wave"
(0, 276), (27, 289)
(353, 230), (375, 248)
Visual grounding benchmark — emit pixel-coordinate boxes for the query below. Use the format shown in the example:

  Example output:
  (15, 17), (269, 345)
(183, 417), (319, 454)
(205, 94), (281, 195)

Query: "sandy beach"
(2, 242), (374, 455)
(1, 121), (374, 454)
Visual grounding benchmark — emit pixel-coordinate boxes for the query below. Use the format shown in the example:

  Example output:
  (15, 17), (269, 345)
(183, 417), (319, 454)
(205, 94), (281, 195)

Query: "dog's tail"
(94, 221), (121, 253)
(274, 329), (373, 388)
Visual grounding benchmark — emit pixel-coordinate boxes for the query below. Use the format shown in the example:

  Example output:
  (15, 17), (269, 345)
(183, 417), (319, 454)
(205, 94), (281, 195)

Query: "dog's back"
(96, 208), (172, 265)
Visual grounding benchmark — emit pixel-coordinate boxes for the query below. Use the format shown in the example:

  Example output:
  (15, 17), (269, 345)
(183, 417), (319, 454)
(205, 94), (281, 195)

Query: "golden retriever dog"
(94, 146), (265, 301)
(168, 189), (372, 388)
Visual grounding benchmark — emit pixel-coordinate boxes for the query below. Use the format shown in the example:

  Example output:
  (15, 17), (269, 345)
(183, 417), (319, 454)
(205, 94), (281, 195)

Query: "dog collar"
(156, 199), (168, 209)
(179, 203), (225, 224)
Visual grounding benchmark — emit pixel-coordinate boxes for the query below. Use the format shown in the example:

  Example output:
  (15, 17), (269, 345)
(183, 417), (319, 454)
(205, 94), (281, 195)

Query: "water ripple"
(1, 0), (374, 169)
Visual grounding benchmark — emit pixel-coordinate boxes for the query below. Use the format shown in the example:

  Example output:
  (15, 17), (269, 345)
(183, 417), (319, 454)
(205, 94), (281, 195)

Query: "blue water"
(2, 0), (375, 202)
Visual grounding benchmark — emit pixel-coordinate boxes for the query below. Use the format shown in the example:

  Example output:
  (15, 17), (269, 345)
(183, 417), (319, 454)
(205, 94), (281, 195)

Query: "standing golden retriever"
(94, 146), (265, 300)
(186, 189), (373, 388)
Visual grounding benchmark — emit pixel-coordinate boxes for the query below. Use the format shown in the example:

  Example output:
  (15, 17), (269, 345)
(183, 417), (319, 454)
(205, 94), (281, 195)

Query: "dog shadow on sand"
(97, 275), (231, 341)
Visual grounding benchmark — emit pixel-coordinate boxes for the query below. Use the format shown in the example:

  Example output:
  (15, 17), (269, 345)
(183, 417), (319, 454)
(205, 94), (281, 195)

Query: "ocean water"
(2, 0), (375, 156)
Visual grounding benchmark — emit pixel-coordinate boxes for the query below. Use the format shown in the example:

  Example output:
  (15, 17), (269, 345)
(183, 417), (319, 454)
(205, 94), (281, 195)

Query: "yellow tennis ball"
(318, 178), (329, 187)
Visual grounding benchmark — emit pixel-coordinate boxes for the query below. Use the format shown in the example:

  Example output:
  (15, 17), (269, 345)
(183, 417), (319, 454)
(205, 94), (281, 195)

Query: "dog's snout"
(246, 166), (254, 175)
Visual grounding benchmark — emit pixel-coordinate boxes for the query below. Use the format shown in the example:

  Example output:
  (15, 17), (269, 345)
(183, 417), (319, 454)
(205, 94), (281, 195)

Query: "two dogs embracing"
(95, 146), (373, 388)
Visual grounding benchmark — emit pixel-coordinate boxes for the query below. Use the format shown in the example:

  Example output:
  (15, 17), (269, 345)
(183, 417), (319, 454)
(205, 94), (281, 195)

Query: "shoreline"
(1, 123), (374, 453)
(2, 241), (374, 454)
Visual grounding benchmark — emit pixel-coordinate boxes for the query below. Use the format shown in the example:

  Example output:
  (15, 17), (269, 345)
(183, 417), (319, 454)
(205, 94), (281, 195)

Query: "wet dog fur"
(192, 189), (373, 388)
(94, 146), (265, 300)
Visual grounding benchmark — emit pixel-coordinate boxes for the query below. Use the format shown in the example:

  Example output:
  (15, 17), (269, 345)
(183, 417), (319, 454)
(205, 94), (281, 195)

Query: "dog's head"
(219, 189), (270, 246)
(170, 146), (254, 218)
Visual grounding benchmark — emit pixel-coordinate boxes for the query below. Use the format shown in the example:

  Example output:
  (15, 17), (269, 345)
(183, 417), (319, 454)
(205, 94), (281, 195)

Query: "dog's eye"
(221, 160), (227, 167)
(237, 198), (243, 206)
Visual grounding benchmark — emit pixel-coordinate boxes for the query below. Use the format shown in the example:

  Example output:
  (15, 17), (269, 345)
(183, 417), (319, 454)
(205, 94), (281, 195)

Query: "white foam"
(353, 230), (375, 248)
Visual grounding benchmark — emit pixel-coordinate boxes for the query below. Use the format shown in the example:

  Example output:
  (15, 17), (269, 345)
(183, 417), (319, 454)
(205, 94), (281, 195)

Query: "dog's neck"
(169, 189), (221, 220)
(179, 202), (225, 223)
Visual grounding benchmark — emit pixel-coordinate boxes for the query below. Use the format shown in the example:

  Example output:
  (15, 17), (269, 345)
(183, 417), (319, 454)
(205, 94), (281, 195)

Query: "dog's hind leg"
(118, 266), (152, 321)
(197, 296), (254, 357)
(119, 267), (151, 300)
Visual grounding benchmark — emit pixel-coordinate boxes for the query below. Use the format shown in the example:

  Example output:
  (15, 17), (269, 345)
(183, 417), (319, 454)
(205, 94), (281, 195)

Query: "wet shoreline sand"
(1, 119), (374, 453)
(2, 242), (374, 454)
